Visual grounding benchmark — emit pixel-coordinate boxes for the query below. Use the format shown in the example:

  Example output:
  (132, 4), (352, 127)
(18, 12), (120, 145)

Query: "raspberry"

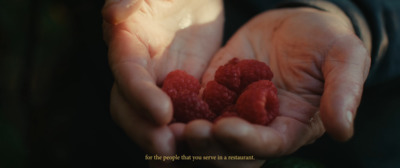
(236, 82), (279, 125)
(162, 59), (278, 125)
(237, 59), (273, 92)
(215, 58), (241, 92)
(244, 80), (277, 94)
(202, 81), (238, 115)
(227, 57), (240, 65)
(213, 105), (238, 122)
(162, 70), (201, 99)
(173, 91), (216, 123)
(222, 105), (238, 113)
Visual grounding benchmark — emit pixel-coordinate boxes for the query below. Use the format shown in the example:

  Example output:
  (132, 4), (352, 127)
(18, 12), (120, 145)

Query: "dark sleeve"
(276, 0), (400, 87)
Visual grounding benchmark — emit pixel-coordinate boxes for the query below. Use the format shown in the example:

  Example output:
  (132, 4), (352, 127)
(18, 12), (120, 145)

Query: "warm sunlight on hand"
(102, 0), (224, 157)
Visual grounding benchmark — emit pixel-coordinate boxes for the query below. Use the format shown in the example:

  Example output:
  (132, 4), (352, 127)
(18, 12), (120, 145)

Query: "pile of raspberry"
(162, 58), (279, 125)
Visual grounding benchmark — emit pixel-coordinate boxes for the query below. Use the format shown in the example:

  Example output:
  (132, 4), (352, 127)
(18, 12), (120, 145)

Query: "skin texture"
(103, 1), (371, 167)
(187, 7), (371, 166)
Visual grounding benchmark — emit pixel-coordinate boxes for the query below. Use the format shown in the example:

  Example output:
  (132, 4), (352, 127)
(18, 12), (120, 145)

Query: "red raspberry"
(215, 58), (241, 92)
(173, 91), (216, 123)
(222, 105), (238, 113)
(202, 81), (238, 115)
(227, 57), (240, 64)
(161, 59), (278, 125)
(236, 83), (279, 125)
(162, 70), (201, 99)
(213, 105), (238, 122)
(244, 80), (277, 94)
(237, 59), (273, 92)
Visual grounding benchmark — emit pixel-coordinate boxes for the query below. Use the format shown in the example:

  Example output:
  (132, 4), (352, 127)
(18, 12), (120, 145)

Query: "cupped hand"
(102, 0), (224, 156)
(184, 7), (371, 166)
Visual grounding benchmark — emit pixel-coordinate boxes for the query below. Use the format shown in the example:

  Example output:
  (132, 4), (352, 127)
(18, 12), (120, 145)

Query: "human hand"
(184, 7), (371, 166)
(102, 0), (224, 156)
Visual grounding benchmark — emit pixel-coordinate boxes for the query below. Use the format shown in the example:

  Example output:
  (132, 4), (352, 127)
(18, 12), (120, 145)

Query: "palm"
(205, 8), (346, 129)
(191, 7), (370, 161)
(112, 0), (224, 80)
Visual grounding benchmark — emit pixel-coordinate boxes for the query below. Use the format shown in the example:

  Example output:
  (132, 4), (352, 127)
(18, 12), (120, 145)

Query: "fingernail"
(346, 111), (353, 126)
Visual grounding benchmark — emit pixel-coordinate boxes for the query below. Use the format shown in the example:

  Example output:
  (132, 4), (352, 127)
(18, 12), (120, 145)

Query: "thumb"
(102, 0), (143, 24)
(320, 35), (370, 141)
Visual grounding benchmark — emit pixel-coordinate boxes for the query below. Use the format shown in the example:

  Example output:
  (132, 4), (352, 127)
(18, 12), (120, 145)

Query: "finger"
(277, 90), (320, 124)
(268, 113), (325, 154)
(169, 123), (190, 156)
(146, 124), (185, 168)
(170, 123), (186, 142)
(320, 35), (371, 141)
(213, 115), (324, 157)
(102, 0), (143, 24)
(213, 118), (282, 157)
(110, 84), (176, 155)
(212, 117), (319, 157)
(108, 27), (173, 125)
(184, 120), (220, 156)
(184, 120), (265, 168)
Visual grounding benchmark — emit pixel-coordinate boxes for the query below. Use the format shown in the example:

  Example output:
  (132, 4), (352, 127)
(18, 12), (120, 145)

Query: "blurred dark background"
(1, 0), (400, 168)
(0, 0), (146, 167)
